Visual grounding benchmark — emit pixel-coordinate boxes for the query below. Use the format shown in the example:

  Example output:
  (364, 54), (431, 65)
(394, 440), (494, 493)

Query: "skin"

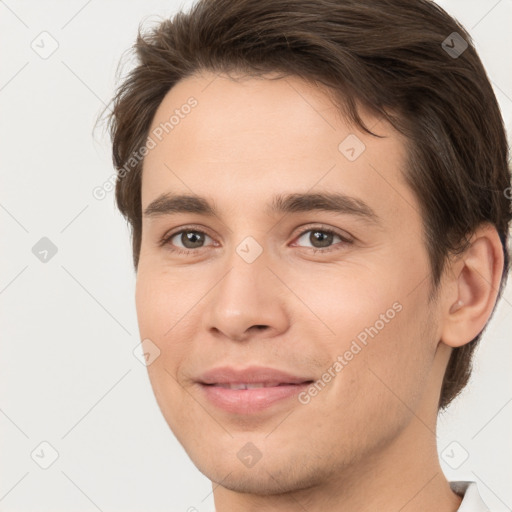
(135, 71), (503, 511)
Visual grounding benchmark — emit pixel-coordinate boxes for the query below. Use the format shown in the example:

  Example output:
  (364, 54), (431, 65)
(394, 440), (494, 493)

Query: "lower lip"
(198, 383), (311, 414)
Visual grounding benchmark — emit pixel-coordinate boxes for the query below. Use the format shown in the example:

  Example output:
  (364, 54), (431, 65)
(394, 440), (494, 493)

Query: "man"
(107, 0), (510, 510)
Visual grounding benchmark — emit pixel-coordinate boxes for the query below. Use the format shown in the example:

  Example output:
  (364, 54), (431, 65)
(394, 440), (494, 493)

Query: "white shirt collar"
(451, 481), (490, 511)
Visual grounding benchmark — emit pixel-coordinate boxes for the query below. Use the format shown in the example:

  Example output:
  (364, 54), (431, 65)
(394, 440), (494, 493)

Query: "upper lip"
(197, 366), (314, 385)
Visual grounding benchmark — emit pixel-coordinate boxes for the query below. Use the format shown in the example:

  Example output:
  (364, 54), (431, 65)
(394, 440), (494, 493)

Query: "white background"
(0, 1), (511, 511)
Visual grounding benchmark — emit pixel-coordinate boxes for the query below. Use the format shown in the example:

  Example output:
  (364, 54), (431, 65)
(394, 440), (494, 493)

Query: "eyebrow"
(143, 192), (381, 225)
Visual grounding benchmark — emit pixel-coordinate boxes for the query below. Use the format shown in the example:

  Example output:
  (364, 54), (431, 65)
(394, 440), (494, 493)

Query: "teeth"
(215, 382), (281, 389)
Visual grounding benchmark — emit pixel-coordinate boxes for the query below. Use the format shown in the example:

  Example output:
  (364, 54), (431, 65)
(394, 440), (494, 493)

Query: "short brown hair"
(107, 0), (511, 409)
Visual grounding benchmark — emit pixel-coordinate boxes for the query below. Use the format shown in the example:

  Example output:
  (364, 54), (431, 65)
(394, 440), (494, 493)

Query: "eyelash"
(159, 224), (353, 256)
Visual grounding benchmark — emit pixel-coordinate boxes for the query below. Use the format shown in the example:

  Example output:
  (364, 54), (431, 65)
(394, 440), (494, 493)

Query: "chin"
(187, 444), (329, 496)
(204, 464), (318, 495)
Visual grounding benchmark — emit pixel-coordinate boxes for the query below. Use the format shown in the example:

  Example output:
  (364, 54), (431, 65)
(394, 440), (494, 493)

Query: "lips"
(214, 382), (293, 389)
(196, 366), (314, 414)
(197, 366), (313, 386)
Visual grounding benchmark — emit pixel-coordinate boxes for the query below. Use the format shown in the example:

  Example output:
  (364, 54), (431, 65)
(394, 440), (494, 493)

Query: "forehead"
(141, 71), (414, 224)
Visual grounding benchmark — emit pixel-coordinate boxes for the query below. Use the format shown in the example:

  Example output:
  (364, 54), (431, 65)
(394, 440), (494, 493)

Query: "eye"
(293, 227), (352, 252)
(160, 227), (215, 254)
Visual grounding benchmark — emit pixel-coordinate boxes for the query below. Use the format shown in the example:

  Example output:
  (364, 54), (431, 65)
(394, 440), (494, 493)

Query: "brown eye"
(295, 228), (351, 251)
(161, 229), (214, 253)
(309, 230), (335, 248)
(174, 230), (208, 249)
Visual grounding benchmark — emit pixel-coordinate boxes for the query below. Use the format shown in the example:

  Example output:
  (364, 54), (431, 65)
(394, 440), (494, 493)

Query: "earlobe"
(441, 224), (504, 348)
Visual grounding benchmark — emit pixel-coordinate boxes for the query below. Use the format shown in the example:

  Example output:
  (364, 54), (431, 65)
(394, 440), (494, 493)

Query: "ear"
(440, 223), (505, 348)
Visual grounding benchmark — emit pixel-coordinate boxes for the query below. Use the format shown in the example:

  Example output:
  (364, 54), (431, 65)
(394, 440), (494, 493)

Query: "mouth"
(196, 366), (314, 414)
(204, 382), (312, 389)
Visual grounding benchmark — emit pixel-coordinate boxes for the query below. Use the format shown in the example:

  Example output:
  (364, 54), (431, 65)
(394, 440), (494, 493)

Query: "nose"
(202, 246), (290, 342)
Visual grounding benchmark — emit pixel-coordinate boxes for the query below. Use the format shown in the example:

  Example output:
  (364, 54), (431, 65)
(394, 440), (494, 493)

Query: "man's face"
(136, 71), (445, 493)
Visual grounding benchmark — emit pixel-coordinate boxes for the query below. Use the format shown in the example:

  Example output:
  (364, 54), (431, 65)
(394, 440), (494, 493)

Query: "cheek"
(134, 269), (187, 383)
(135, 271), (164, 341)
(341, 290), (435, 429)
(135, 266), (193, 340)
(292, 260), (434, 408)
(135, 271), (194, 432)
(135, 266), (208, 383)
(283, 261), (402, 349)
